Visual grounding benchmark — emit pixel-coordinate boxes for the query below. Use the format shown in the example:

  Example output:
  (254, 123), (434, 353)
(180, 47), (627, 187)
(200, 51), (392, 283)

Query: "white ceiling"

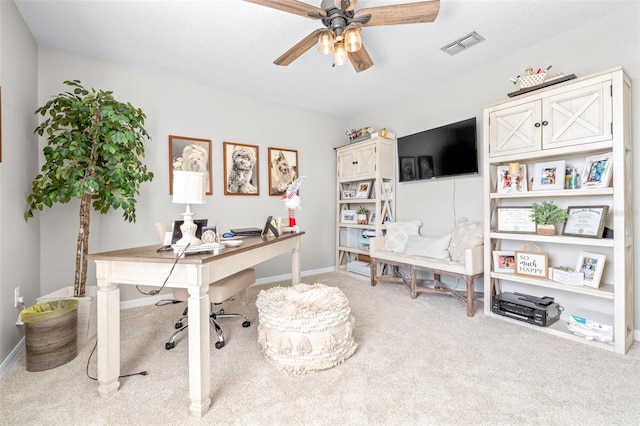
(14, 0), (634, 118)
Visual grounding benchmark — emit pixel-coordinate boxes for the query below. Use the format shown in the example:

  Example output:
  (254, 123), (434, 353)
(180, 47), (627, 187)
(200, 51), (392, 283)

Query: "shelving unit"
(483, 67), (633, 354)
(336, 136), (396, 274)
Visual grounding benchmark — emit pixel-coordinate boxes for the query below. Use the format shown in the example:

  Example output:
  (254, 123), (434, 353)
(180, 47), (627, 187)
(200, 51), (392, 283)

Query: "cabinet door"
(337, 143), (376, 179)
(542, 81), (612, 149)
(489, 101), (542, 157)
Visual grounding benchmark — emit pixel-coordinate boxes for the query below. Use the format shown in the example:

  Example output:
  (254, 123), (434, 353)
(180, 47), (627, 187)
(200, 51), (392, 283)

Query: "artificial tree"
(25, 80), (154, 297)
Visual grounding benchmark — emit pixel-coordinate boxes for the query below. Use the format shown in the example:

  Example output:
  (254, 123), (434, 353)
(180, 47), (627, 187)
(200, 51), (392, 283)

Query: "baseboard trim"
(0, 337), (25, 381)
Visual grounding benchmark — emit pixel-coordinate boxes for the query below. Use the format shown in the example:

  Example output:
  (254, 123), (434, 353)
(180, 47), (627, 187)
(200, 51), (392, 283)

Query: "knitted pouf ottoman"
(256, 283), (357, 373)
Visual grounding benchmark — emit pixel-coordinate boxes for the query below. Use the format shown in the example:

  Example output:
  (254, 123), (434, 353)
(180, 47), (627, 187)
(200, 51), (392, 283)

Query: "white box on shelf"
(347, 260), (371, 276)
(548, 267), (584, 286)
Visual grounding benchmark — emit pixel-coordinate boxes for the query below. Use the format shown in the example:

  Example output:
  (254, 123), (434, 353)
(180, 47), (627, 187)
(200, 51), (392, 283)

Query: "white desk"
(89, 232), (303, 417)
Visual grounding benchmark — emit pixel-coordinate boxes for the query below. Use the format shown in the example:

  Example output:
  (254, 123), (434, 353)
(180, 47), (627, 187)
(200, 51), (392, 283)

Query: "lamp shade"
(333, 42), (348, 66)
(172, 171), (206, 204)
(317, 30), (334, 55)
(344, 26), (362, 53)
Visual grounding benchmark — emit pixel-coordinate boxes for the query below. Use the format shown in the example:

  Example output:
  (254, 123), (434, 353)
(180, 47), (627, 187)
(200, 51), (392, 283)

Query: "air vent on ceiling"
(441, 31), (485, 56)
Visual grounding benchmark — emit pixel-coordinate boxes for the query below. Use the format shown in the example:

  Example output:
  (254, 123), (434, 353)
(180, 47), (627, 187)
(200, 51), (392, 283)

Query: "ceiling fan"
(243, 0), (440, 72)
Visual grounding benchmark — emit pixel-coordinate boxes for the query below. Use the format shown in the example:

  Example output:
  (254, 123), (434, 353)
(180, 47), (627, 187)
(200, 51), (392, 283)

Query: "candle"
(508, 163), (521, 176)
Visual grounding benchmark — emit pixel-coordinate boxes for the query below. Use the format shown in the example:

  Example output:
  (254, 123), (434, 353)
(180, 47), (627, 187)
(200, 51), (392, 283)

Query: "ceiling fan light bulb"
(333, 42), (348, 66)
(344, 27), (362, 52)
(317, 30), (335, 55)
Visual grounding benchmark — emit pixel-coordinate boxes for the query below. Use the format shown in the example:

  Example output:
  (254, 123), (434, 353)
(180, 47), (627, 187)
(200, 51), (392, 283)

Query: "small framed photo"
(581, 152), (613, 188)
(399, 157), (417, 182)
(515, 245), (548, 279)
(496, 165), (528, 193)
(418, 156), (434, 179)
(493, 251), (516, 273)
(368, 212), (377, 225)
(532, 160), (565, 191)
(223, 142), (259, 195)
(341, 209), (357, 224)
(562, 205), (609, 238)
(356, 180), (373, 199)
(342, 190), (356, 200)
(576, 251), (606, 288)
(268, 147), (298, 196)
(496, 207), (536, 233)
(169, 135), (212, 195)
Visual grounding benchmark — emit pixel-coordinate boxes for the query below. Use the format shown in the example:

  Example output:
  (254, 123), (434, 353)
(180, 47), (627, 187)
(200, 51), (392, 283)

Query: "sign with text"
(514, 245), (548, 279)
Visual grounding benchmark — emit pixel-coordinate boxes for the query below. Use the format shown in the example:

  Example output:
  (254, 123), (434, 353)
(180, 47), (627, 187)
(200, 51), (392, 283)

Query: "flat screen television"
(397, 117), (478, 182)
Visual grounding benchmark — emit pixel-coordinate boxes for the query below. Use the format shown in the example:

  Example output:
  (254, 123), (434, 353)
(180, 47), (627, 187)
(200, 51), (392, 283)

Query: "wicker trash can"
(21, 299), (79, 372)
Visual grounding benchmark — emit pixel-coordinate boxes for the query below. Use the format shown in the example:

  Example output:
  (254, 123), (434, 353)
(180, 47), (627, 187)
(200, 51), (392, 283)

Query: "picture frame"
(169, 135), (212, 195)
(268, 147), (298, 196)
(515, 245), (548, 279)
(342, 190), (356, 200)
(581, 152), (613, 188)
(496, 207), (536, 233)
(496, 165), (528, 193)
(356, 180), (373, 199)
(261, 215), (279, 238)
(341, 209), (357, 224)
(368, 212), (377, 225)
(223, 141), (259, 195)
(493, 251), (516, 273)
(562, 205), (609, 238)
(532, 160), (565, 191)
(399, 157), (417, 182)
(576, 251), (606, 288)
(417, 156), (434, 179)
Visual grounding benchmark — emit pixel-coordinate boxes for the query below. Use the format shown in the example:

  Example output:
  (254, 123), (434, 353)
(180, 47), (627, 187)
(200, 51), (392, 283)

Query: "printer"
(491, 292), (561, 327)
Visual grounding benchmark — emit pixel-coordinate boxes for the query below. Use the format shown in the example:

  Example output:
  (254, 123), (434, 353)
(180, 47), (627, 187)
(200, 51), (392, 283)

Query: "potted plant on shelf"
(25, 80), (154, 339)
(357, 206), (370, 224)
(529, 201), (569, 236)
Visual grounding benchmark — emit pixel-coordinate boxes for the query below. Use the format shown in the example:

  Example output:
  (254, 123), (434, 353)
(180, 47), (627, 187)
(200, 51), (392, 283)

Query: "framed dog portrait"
(223, 142), (259, 195)
(268, 147), (298, 196)
(169, 135), (212, 195)
(399, 157), (417, 182)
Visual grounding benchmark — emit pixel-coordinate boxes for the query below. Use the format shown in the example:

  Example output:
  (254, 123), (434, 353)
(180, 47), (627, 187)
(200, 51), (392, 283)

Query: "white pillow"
(403, 234), (451, 259)
(383, 220), (422, 253)
(448, 219), (483, 263)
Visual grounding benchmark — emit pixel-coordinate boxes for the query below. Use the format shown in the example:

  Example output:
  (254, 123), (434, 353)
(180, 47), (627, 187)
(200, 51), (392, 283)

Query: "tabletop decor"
(282, 176), (307, 229)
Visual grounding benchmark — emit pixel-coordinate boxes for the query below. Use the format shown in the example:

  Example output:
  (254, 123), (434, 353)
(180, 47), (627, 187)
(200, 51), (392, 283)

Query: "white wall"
(0, 0), (39, 369)
(36, 48), (347, 302)
(348, 4), (640, 329)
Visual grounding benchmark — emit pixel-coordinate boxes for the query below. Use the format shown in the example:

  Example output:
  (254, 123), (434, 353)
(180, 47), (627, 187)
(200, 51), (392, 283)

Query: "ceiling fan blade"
(348, 44), (373, 73)
(243, 0), (326, 19)
(355, 0), (440, 26)
(274, 29), (322, 66)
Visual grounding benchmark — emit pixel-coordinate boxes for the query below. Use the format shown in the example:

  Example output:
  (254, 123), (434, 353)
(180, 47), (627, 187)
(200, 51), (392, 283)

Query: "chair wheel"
(242, 321), (251, 328)
(174, 322), (182, 329)
(165, 342), (175, 350)
(215, 341), (225, 349)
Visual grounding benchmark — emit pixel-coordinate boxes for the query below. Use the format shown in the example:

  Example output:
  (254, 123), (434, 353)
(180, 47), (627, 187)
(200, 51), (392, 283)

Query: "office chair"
(155, 222), (254, 350)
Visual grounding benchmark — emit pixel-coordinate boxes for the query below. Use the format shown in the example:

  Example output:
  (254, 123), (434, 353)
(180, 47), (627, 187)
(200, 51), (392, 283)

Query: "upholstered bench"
(369, 219), (484, 316)
(255, 283), (357, 374)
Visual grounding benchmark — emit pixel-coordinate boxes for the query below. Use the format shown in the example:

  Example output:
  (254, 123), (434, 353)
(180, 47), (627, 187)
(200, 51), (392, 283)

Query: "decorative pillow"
(383, 220), (422, 253)
(448, 219), (483, 263)
(403, 234), (451, 259)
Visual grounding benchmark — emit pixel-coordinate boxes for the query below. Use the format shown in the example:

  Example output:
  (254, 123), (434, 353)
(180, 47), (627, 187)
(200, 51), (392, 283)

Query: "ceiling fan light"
(344, 27), (362, 53)
(317, 30), (335, 55)
(333, 42), (348, 66)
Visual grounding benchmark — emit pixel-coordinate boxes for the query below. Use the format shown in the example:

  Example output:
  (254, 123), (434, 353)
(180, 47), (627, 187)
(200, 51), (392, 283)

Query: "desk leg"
(187, 273), (211, 417)
(97, 278), (120, 398)
(291, 237), (301, 285)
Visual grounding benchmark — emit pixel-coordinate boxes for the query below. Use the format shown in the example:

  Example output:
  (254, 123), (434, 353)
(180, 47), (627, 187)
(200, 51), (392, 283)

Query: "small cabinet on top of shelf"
(336, 136), (396, 273)
(483, 66), (633, 354)
(489, 73), (613, 159)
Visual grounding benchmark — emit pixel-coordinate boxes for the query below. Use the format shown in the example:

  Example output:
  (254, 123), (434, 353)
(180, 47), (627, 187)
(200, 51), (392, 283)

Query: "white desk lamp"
(172, 170), (206, 247)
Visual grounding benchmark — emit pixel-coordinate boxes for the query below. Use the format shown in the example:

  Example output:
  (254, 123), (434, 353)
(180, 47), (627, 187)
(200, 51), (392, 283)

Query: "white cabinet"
(489, 73), (613, 158)
(483, 67), (633, 354)
(336, 137), (396, 273)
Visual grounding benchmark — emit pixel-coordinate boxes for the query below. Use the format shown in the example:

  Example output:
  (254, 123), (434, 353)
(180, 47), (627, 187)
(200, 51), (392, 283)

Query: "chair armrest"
(464, 245), (484, 275)
(369, 237), (386, 255)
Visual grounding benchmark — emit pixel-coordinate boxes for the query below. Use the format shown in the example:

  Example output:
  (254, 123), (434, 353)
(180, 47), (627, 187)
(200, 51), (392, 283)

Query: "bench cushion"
(448, 219), (483, 263)
(383, 220), (422, 253)
(403, 234), (451, 259)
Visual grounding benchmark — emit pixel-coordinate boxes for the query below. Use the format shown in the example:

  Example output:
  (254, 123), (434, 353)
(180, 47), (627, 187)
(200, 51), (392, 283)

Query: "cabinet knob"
(352, 161), (358, 165)
(542, 120), (549, 126)
(534, 122), (541, 127)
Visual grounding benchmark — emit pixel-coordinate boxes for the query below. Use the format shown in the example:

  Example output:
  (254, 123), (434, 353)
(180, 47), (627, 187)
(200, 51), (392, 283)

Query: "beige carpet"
(1, 271), (639, 425)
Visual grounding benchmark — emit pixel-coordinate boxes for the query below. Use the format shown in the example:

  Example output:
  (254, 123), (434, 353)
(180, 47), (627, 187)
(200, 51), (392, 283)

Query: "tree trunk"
(74, 193), (91, 297)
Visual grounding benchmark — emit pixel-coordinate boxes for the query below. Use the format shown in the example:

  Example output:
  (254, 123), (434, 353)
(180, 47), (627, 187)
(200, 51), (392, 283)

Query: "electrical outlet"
(14, 287), (20, 308)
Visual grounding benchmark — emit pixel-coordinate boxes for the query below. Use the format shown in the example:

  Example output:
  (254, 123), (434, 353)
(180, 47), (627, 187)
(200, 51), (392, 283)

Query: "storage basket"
(518, 73), (546, 89)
